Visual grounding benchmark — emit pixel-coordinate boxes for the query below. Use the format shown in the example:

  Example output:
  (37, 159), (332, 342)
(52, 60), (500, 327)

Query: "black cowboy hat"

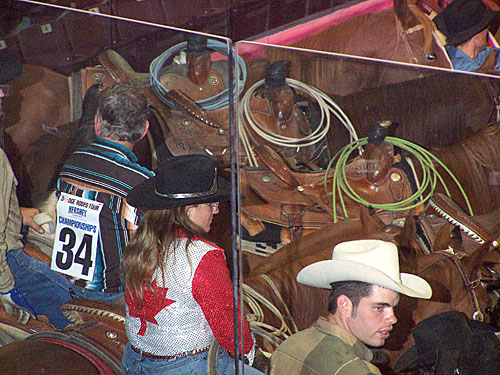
(394, 310), (500, 375)
(127, 154), (231, 210)
(434, 0), (500, 45)
(0, 55), (22, 85)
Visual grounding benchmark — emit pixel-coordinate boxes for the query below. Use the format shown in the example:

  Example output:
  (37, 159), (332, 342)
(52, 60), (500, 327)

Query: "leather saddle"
(241, 136), (415, 241)
(244, 92), (326, 170)
(96, 49), (237, 166)
(0, 243), (127, 370)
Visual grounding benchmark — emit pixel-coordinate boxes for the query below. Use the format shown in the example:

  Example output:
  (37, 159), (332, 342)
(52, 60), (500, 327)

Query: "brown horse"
(3, 64), (71, 155)
(254, 0), (450, 96)
(416, 121), (500, 216)
(2, 64), (72, 206)
(242, 208), (498, 374)
(242, 0), (500, 152)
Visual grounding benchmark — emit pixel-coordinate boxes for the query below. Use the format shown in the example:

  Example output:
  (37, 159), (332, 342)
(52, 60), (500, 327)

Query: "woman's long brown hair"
(122, 205), (206, 306)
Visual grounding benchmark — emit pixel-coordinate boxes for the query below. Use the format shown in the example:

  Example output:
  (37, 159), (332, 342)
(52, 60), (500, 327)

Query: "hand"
(0, 288), (37, 324)
(20, 207), (44, 234)
(476, 49), (500, 75)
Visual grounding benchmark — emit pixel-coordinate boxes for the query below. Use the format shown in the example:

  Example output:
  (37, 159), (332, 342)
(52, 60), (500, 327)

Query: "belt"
(131, 345), (210, 359)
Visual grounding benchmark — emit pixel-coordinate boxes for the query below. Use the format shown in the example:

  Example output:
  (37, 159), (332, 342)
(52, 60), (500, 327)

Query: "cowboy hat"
(394, 310), (500, 374)
(127, 154), (231, 210)
(433, 0), (500, 45)
(296, 239), (432, 299)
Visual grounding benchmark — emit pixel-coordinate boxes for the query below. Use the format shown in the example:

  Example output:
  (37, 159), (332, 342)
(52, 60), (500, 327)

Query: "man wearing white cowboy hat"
(433, 0), (500, 73)
(267, 239), (432, 375)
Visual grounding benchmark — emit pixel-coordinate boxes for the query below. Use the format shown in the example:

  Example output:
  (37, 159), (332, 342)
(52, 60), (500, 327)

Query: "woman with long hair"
(121, 154), (261, 375)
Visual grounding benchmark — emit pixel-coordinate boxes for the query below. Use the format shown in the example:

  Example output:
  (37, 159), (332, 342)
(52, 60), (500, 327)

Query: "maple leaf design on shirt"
(125, 279), (175, 336)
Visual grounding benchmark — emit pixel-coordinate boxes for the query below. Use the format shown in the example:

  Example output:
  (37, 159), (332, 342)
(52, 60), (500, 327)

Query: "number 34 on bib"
(51, 193), (103, 281)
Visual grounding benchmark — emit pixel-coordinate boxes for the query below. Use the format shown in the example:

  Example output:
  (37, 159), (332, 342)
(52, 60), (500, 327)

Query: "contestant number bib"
(51, 193), (103, 281)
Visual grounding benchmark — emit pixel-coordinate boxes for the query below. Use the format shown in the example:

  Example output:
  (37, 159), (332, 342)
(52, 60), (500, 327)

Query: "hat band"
(154, 173), (218, 199)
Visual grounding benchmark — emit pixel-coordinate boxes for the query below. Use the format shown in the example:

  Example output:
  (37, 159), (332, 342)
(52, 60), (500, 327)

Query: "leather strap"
(164, 89), (222, 130)
(436, 250), (484, 321)
(131, 343), (209, 360)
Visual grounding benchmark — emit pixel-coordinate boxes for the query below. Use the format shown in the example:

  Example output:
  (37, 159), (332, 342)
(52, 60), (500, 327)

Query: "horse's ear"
(464, 240), (494, 279)
(359, 205), (384, 235)
(432, 222), (452, 251)
(400, 212), (417, 249)
(397, 210), (423, 261)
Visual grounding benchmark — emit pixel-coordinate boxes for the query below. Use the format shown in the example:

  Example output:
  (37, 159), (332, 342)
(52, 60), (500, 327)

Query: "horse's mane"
(431, 122), (500, 215)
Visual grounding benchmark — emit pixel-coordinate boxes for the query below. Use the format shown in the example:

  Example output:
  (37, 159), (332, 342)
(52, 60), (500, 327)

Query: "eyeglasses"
(207, 202), (219, 208)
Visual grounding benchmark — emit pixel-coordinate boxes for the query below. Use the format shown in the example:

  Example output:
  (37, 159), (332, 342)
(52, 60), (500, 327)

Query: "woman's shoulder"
(189, 236), (224, 255)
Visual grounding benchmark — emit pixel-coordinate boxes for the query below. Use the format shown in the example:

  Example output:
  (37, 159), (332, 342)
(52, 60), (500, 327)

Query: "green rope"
(323, 137), (473, 223)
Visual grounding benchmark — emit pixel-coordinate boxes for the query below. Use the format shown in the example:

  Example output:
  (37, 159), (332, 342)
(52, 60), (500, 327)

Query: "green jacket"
(268, 317), (382, 375)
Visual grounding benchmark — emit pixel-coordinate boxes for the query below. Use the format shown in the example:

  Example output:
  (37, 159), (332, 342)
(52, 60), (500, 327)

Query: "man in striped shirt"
(7, 81), (154, 327)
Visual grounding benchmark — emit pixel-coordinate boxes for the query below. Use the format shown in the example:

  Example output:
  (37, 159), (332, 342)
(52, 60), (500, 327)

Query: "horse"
(414, 121), (500, 216)
(2, 64), (71, 157)
(241, 207), (499, 374)
(256, 0), (500, 94)
(239, 0), (500, 152)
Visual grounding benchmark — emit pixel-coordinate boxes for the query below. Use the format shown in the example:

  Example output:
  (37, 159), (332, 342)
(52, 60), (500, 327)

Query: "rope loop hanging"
(150, 39), (247, 111)
(239, 78), (359, 167)
(323, 136), (473, 223)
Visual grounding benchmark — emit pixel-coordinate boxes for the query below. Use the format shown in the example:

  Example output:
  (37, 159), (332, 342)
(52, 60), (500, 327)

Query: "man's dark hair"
(96, 81), (149, 143)
(328, 281), (374, 314)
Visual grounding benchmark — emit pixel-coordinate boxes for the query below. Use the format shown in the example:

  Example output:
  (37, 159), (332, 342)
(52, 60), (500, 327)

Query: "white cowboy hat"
(297, 239), (432, 299)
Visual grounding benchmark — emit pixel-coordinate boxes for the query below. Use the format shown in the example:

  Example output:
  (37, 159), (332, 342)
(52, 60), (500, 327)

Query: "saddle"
(97, 48), (237, 166)
(246, 92), (320, 169)
(0, 308), (125, 375)
(241, 135), (415, 241)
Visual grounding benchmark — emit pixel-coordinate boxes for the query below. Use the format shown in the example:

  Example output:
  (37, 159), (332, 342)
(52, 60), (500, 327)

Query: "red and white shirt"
(125, 234), (253, 356)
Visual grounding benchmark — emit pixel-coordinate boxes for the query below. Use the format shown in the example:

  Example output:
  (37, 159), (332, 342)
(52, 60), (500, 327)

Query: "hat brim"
(434, 10), (499, 45)
(296, 260), (432, 299)
(127, 176), (231, 210)
(393, 345), (419, 372)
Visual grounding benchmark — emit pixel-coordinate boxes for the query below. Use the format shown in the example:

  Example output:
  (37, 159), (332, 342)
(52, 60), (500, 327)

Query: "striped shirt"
(268, 317), (382, 375)
(57, 138), (153, 293)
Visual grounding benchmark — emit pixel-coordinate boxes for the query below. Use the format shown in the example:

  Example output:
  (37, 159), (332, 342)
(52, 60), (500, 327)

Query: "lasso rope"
(242, 283), (293, 353)
(150, 39), (247, 110)
(324, 136), (474, 223)
(239, 78), (359, 167)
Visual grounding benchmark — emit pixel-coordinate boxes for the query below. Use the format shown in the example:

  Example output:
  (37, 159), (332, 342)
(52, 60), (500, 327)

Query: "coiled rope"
(242, 282), (293, 354)
(239, 78), (359, 167)
(324, 136), (473, 223)
(150, 39), (247, 110)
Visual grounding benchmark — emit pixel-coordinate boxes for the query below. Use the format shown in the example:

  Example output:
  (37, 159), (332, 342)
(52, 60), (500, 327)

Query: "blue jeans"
(121, 342), (264, 375)
(6, 249), (123, 328)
